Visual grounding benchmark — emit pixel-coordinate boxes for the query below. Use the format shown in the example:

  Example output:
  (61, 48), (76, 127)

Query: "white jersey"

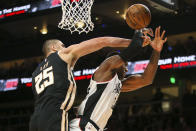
(70, 74), (122, 131)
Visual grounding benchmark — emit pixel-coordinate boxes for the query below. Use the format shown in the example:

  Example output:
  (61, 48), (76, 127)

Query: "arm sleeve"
(119, 31), (144, 62)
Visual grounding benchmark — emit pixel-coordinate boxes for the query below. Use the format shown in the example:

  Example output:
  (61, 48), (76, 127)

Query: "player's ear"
(51, 44), (58, 51)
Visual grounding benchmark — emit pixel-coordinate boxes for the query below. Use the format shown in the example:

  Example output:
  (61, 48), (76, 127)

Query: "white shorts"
(69, 118), (99, 131)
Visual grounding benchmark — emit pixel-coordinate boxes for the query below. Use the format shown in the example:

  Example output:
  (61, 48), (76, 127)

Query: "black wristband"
(119, 31), (144, 62)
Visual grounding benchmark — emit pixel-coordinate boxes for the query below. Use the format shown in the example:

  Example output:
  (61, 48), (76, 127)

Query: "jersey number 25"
(35, 66), (54, 94)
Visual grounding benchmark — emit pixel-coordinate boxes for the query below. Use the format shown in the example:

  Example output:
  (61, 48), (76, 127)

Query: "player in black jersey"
(69, 27), (167, 131)
(29, 36), (143, 131)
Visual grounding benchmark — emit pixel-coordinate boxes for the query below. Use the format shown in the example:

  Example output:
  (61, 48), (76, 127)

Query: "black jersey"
(32, 52), (76, 112)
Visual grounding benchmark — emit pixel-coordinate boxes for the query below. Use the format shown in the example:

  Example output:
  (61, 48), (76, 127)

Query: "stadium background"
(0, 0), (196, 130)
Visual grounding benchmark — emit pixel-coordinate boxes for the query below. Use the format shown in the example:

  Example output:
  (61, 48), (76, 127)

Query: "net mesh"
(58, 0), (94, 34)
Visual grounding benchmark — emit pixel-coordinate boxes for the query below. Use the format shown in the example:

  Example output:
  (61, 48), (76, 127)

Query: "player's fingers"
(155, 27), (158, 38)
(141, 36), (147, 43)
(143, 35), (151, 40)
(158, 26), (161, 37)
(143, 32), (147, 37)
(163, 37), (167, 43)
(161, 30), (166, 39)
(142, 36), (149, 42)
(142, 28), (149, 36)
(145, 28), (153, 37)
(149, 28), (154, 37)
(146, 37), (151, 43)
(143, 40), (151, 47)
(141, 36), (146, 39)
(142, 36), (151, 45)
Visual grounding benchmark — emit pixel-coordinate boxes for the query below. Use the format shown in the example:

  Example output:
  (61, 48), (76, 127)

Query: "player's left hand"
(141, 28), (153, 47)
(142, 28), (154, 37)
(142, 35), (151, 47)
(150, 26), (167, 53)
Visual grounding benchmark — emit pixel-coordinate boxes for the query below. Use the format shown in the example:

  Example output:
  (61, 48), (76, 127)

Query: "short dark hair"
(42, 39), (60, 57)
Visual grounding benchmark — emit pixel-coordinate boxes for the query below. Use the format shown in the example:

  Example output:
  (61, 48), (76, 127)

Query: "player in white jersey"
(69, 26), (167, 131)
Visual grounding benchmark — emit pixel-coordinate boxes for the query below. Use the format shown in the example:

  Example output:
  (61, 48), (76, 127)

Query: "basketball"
(125, 4), (151, 30)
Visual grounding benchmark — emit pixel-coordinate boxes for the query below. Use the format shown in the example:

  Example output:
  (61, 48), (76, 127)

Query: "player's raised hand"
(150, 26), (167, 52)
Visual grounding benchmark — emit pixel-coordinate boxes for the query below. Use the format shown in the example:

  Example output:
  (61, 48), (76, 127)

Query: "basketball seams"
(126, 9), (138, 29)
(135, 4), (146, 29)
(143, 6), (151, 26)
(125, 4), (151, 30)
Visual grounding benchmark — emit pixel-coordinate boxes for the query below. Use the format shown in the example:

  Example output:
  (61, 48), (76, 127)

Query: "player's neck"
(46, 51), (55, 57)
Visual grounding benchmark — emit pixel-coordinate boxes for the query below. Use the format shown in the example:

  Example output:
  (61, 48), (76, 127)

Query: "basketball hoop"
(58, 0), (94, 34)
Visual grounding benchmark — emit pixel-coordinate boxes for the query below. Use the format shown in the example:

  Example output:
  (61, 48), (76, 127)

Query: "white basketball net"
(58, 0), (94, 34)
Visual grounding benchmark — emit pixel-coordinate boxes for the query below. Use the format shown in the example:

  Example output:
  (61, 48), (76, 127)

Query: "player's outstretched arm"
(58, 37), (131, 67)
(69, 37), (132, 58)
(121, 51), (160, 92)
(59, 28), (153, 63)
(121, 26), (167, 92)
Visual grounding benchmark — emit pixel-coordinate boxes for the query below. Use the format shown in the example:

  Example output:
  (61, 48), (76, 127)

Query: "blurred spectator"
(172, 40), (187, 56)
(152, 87), (164, 113)
(184, 36), (196, 55)
(0, 58), (40, 79)
(182, 80), (196, 108)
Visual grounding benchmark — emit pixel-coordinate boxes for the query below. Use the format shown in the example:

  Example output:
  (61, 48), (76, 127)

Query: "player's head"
(42, 39), (65, 57)
(106, 51), (128, 80)
(116, 61), (128, 80)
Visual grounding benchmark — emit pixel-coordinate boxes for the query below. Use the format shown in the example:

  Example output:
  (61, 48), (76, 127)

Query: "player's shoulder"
(61, 44), (78, 53)
(58, 45), (79, 65)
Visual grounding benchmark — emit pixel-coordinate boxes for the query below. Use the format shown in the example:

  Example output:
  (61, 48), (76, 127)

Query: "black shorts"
(29, 108), (68, 131)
